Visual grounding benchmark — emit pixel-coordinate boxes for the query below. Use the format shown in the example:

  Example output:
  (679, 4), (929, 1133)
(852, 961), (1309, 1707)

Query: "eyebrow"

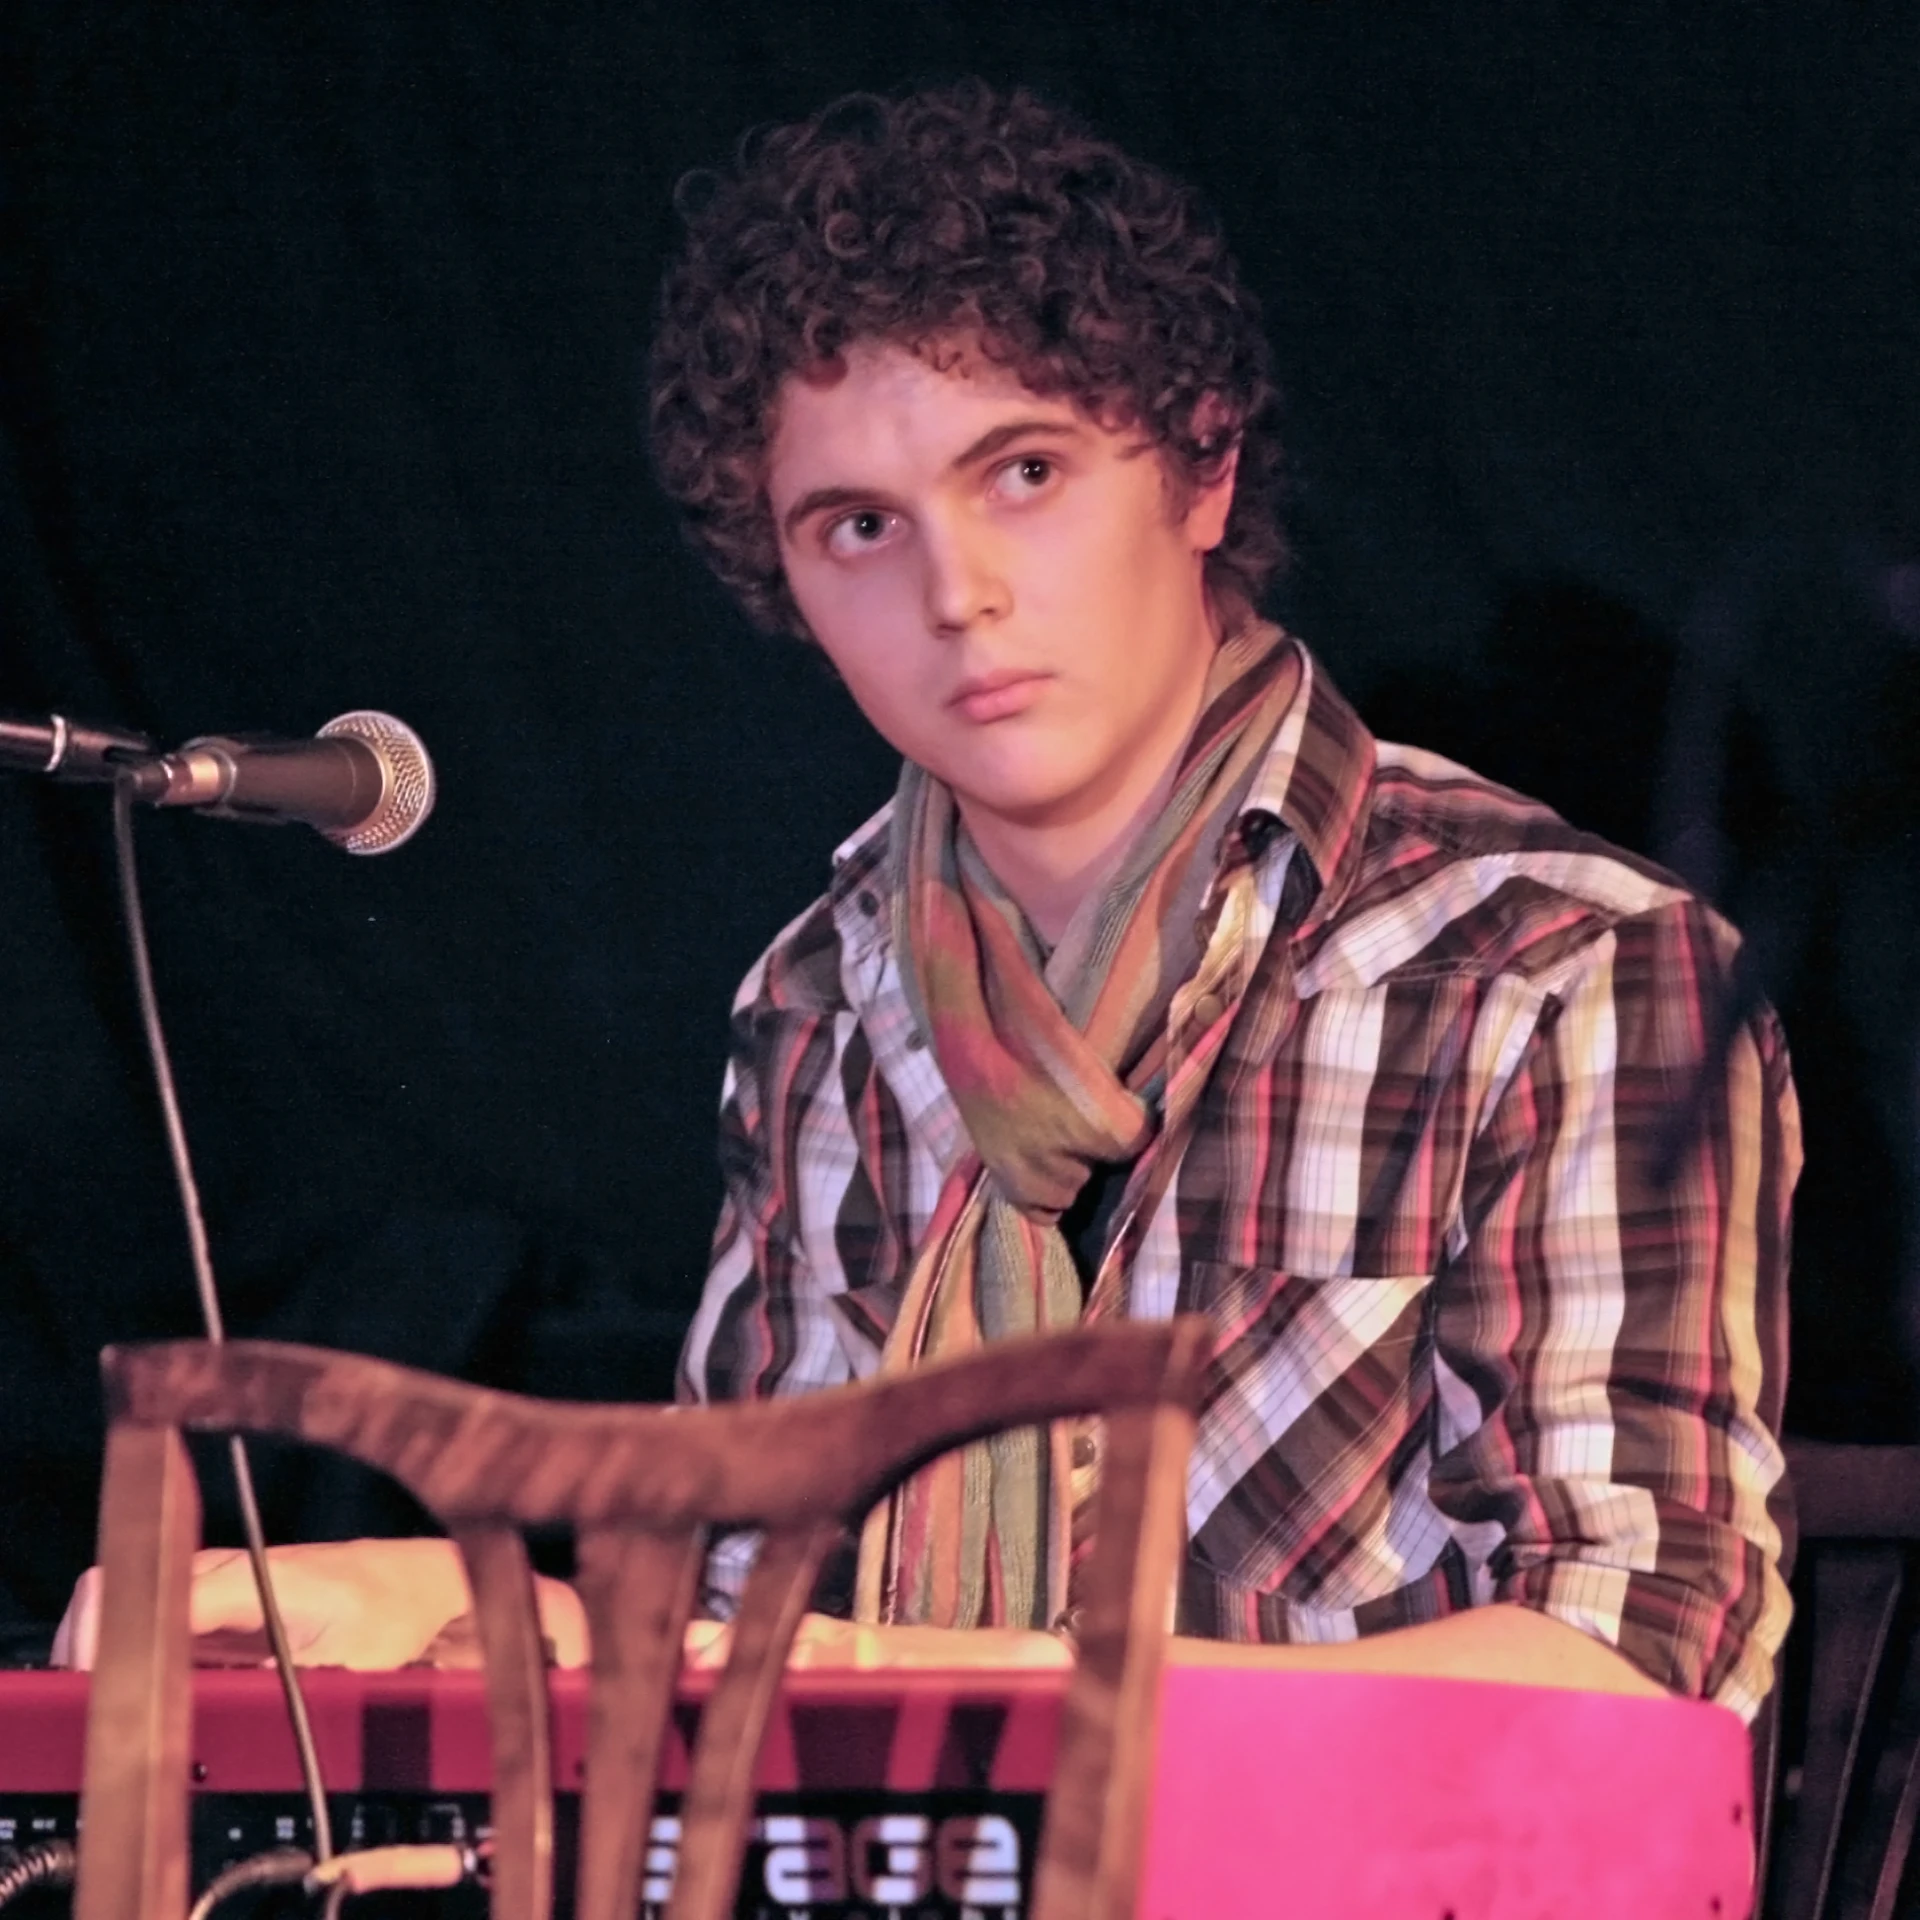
(778, 414), (1088, 540)
(951, 415), (1087, 472)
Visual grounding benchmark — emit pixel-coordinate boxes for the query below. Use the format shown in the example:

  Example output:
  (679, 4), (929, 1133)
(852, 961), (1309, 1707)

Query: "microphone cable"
(108, 775), (336, 1868)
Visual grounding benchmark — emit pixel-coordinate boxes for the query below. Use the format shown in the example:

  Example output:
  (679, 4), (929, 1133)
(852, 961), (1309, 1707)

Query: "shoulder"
(1303, 735), (1728, 996)
(726, 797), (895, 1030)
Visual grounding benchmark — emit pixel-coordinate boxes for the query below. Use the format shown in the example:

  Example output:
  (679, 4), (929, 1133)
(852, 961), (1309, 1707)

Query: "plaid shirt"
(679, 640), (1797, 1719)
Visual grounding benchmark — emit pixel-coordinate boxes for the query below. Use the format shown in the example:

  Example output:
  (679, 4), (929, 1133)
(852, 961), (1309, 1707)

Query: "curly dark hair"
(648, 81), (1283, 637)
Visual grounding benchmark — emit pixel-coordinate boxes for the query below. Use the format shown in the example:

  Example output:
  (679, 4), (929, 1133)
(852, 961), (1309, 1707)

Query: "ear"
(1180, 391), (1241, 552)
(1184, 439), (1240, 554)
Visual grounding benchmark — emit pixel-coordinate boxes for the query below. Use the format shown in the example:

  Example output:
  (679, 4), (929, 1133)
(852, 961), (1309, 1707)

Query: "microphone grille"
(316, 710), (437, 853)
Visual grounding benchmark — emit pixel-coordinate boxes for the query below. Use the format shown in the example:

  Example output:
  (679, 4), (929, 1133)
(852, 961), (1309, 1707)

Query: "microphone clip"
(0, 713), (156, 783)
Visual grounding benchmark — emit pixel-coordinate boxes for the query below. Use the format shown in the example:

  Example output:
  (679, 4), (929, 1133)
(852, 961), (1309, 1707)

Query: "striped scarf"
(853, 621), (1301, 1629)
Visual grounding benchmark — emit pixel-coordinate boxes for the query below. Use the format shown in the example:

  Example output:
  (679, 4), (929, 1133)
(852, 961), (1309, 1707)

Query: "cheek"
(1059, 478), (1185, 584)
(801, 598), (910, 703)
(784, 543), (915, 638)
(790, 586), (931, 738)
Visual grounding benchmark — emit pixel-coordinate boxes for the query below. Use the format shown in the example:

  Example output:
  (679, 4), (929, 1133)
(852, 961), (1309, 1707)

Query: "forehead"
(765, 337), (1087, 489)
(788, 333), (1052, 409)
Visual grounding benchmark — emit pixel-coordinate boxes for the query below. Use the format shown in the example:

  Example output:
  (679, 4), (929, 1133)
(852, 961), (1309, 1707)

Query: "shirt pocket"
(1181, 1261), (1433, 1604)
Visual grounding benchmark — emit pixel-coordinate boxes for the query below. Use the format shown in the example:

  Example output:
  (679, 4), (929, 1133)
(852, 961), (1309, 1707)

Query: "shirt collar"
(826, 796), (898, 965)
(1237, 633), (1378, 931)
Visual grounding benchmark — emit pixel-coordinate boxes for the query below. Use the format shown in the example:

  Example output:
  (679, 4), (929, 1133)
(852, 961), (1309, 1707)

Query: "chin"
(934, 740), (1095, 815)
(947, 775), (1089, 832)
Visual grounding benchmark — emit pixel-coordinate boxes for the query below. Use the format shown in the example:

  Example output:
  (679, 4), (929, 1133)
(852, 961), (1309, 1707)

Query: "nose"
(920, 513), (1010, 635)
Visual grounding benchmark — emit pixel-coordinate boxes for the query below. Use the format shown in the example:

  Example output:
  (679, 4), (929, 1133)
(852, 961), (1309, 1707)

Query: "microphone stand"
(6, 707), (440, 1907)
(106, 778), (336, 1869)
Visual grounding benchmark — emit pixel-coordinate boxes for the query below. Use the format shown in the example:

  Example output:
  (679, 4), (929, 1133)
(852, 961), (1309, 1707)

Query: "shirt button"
(1070, 1432), (1098, 1469)
(906, 1028), (926, 1051)
(1191, 990), (1225, 1028)
(1242, 812), (1281, 858)
(856, 889), (880, 918)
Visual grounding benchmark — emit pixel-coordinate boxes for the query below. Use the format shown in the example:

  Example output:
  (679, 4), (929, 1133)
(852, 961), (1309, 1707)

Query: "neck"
(957, 625), (1297, 944)
(961, 748), (1192, 946)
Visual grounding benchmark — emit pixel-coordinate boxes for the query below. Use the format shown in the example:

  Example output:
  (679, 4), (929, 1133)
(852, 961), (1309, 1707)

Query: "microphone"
(125, 711), (437, 855)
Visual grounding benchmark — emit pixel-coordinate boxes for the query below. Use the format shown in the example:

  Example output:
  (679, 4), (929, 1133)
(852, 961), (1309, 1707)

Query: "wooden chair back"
(74, 1317), (1213, 1920)
(1760, 1438), (1920, 1919)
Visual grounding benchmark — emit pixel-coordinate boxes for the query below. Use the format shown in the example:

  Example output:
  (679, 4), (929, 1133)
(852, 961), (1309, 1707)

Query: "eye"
(822, 507), (900, 557)
(990, 453), (1057, 502)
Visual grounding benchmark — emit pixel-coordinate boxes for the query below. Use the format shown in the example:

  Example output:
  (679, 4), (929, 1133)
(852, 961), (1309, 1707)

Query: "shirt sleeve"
(1427, 894), (1798, 1719)
(676, 994), (858, 1617)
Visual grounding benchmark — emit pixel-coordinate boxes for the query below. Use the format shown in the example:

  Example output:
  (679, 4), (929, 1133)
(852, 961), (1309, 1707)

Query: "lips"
(949, 668), (1051, 724)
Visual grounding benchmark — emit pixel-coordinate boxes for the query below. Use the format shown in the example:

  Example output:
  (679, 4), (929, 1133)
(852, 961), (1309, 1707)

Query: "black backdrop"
(3, 3), (1916, 1642)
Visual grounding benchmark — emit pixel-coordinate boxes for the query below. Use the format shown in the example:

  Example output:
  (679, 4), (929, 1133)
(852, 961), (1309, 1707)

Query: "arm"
(1421, 895), (1797, 1715)
(676, 990), (862, 1616)
(677, 985), (860, 1411)
(1168, 1604), (1662, 1692)
(673, 1603), (1656, 1689)
(790, 902), (1792, 1696)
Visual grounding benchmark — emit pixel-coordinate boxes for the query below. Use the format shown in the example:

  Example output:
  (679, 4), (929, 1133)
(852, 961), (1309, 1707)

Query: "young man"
(58, 83), (1795, 1716)
(651, 82), (1796, 1716)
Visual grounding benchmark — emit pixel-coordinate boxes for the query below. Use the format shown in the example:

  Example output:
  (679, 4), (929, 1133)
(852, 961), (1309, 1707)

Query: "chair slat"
(1865, 1633), (1920, 1920)
(1034, 1394), (1198, 1920)
(75, 1423), (200, 1920)
(572, 1524), (707, 1920)
(452, 1523), (554, 1920)
(1778, 1546), (1906, 1919)
(670, 1519), (845, 1920)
